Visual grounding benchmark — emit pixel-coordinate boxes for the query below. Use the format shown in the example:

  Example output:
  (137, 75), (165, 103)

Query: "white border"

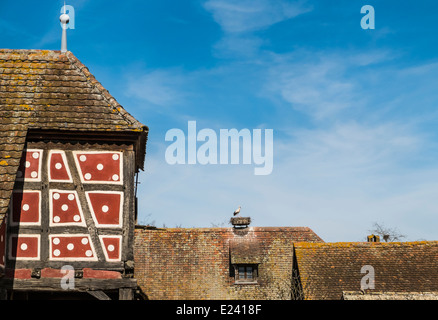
(8, 234), (41, 261)
(85, 191), (124, 228)
(49, 189), (87, 227)
(72, 151), (123, 185)
(98, 235), (122, 262)
(47, 150), (73, 183)
(48, 234), (98, 261)
(9, 190), (41, 227)
(16, 149), (43, 182)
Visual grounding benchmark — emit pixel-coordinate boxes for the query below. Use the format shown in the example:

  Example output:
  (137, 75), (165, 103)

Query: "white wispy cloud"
(128, 3), (438, 242)
(125, 68), (191, 107)
(203, 0), (312, 34)
(137, 117), (438, 241)
(203, 0), (312, 58)
(134, 50), (438, 241)
(212, 35), (265, 59)
(263, 49), (394, 120)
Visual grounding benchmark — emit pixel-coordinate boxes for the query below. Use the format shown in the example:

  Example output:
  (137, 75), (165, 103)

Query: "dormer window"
(234, 264), (258, 284)
(229, 237), (261, 285)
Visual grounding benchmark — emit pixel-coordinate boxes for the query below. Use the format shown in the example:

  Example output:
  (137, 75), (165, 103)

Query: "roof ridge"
(293, 240), (438, 248)
(65, 51), (147, 132)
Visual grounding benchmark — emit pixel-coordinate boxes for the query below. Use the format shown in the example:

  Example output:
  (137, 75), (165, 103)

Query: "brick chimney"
(367, 234), (380, 242)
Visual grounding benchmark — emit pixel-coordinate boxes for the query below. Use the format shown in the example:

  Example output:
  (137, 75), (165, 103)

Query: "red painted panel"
(16, 149), (42, 181)
(100, 236), (121, 261)
(11, 191), (40, 225)
(86, 192), (123, 227)
(5, 268), (32, 279)
(9, 235), (40, 260)
(74, 152), (122, 184)
(50, 190), (85, 226)
(41, 267), (64, 278)
(50, 235), (97, 261)
(40, 268), (122, 279)
(49, 151), (71, 182)
(83, 268), (122, 279)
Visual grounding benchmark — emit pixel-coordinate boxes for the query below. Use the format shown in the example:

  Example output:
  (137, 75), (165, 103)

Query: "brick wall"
(134, 226), (322, 300)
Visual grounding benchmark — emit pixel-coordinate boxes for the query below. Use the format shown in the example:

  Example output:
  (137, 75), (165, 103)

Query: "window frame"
(233, 264), (258, 284)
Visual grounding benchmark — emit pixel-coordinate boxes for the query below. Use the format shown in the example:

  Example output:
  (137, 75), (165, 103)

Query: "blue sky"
(2, 0), (438, 241)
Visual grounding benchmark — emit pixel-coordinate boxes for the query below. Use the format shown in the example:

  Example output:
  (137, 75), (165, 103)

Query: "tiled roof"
(0, 49), (148, 221)
(342, 291), (438, 300)
(134, 226), (323, 300)
(294, 241), (438, 300)
(229, 237), (262, 264)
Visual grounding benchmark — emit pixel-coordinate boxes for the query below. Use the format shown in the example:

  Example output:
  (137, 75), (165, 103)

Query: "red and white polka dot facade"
(16, 149), (42, 182)
(48, 150), (73, 182)
(73, 151), (123, 184)
(10, 190), (41, 226)
(8, 234), (40, 261)
(7, 148), (126, 264)
(49, 234), (97, 261)
(49, 190), (86, 227)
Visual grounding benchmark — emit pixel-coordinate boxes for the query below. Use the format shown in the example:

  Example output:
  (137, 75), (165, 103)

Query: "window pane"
(247, 266), (253, 279)
(238, 266), (245, 279)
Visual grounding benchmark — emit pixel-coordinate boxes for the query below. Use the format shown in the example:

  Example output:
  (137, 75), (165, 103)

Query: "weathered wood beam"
(0, 277), (137, 292)
(27, 130), (141, 144)
(87, 290), (111, 300)
(119, 288), (133, 300)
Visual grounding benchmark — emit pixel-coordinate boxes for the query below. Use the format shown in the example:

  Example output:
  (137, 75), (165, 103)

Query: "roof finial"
(60, 2), (70, 53)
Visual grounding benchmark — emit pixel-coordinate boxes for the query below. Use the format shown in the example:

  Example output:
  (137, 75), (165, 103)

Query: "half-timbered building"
(0, 49), (148, 300)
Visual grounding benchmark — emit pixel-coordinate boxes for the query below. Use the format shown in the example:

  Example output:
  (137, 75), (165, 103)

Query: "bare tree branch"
(368, 222), (406, 242)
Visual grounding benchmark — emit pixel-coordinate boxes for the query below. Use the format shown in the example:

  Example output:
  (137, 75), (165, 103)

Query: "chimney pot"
(367, 234), (380, 242)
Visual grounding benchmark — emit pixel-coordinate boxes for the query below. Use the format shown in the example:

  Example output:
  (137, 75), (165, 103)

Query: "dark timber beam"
(119, 288), (134, 300)
(0, 278), (137, 292)
(87, 290), (111, 300)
